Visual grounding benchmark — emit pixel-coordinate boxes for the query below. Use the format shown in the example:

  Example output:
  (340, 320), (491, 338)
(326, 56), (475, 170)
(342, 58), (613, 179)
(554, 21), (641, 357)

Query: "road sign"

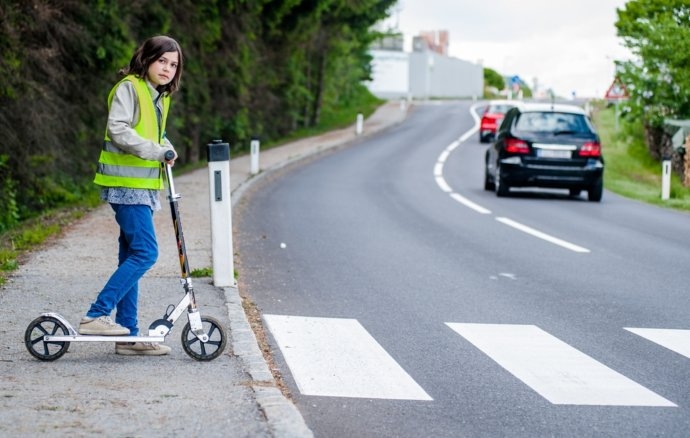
(605, 78), (629, 100)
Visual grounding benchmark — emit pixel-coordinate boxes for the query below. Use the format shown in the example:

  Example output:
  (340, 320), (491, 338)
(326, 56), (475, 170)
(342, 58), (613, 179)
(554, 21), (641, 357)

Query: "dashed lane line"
(495, 216), (590, 253)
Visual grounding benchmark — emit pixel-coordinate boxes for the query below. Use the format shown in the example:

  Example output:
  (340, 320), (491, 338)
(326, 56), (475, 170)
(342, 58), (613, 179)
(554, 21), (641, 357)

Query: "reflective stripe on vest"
(94, 75), (170, 189)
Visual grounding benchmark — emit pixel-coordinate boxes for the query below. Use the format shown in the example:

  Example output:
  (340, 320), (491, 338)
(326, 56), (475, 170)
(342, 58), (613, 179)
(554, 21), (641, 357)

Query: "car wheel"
(588, 178), (603, 202)
(495, 164), (510, 197)
(484, 161), (495, 191)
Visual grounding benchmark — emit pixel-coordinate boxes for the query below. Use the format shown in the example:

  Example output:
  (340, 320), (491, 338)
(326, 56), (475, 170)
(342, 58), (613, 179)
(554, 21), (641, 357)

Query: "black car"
(484, 103), (604, 202)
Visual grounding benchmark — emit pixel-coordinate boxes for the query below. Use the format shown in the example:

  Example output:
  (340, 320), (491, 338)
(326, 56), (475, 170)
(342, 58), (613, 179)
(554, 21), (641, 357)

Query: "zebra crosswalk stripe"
(446, 323), (676, 406)
(625, 327), (690, 359)
(264, 314), (432, 400)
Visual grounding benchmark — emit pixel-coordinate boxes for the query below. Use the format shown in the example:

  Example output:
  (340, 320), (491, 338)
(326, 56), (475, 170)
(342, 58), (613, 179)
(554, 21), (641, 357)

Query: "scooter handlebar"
(163, 150), (176, 196)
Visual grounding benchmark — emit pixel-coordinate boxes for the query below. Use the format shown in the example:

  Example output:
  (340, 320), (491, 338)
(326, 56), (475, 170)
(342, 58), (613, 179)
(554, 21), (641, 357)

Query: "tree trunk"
(308, 27), (329, 128)
(309, 51), (326, 127)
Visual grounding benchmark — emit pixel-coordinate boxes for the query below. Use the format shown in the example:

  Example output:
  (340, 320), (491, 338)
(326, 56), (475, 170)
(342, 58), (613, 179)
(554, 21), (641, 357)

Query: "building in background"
(415, 30), (449, 56)
(367, 30), (483, 100)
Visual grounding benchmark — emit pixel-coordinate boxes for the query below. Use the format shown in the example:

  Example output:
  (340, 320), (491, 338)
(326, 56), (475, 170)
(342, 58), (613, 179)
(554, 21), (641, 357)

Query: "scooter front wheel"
(181, 316), (227, 361)
(25, 315), (71, 361)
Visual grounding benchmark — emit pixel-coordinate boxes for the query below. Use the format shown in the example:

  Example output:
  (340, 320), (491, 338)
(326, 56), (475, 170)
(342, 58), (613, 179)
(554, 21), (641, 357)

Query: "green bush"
(0, 155), (19, 233)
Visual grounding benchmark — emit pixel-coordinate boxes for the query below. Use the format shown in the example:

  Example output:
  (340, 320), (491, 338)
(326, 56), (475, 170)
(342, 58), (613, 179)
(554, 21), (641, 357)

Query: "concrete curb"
(224, 286), (313, 437)
(223, 102), (409, 437)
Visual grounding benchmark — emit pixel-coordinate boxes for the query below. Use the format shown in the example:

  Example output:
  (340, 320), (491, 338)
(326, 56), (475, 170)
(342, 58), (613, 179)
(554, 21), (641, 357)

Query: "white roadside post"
(356, 113), (363, 136)
(207, 140), (236, 287)
(661, 158), (671, 200)
(250, 136), (260, 175)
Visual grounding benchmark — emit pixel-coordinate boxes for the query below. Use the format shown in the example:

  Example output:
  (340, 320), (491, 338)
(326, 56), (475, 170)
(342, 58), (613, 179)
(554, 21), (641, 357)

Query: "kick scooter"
(24, 151), (227, 361)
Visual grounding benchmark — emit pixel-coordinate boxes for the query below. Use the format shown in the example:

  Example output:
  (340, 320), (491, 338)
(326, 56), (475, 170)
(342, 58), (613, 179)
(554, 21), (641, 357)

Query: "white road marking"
(450, 193), (491, 214)
(625, 327), (690, 359)
(434, 104), (490, 213)
(446, 323), (676, 406)
(263, 315), (433, 400)
(495, 217), (590, 253)
(458, 127), (477, 143)
(435, 176), (453, 193)
(433, 162), (445, 178)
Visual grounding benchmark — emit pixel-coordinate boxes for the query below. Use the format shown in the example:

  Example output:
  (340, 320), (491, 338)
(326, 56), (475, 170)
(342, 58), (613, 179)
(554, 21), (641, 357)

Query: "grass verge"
(0, 206), (95, 285)
(592, 101), (690, 211)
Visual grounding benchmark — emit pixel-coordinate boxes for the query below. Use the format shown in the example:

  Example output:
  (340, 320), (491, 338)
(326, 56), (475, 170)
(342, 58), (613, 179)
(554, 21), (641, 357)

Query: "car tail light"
(481, 116), (496, 130)
(505, 138), (529, 154)
(579, 141), (601, 157)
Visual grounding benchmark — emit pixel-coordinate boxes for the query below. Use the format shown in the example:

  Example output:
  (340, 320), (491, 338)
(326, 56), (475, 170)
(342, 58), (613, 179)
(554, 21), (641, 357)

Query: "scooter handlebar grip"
(164, 150), (175, 161)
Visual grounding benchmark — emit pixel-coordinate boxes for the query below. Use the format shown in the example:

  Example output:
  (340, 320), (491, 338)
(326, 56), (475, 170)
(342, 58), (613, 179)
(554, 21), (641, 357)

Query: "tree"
(484, 67), (505, 92)
(615, 0), (690, 127)
(0, 0), (397, 229)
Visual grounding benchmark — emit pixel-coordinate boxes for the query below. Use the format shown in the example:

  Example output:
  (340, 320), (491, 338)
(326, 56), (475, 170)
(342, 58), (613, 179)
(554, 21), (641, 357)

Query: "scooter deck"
(45, 334), (166, 343)
(39, 313), (167, 343)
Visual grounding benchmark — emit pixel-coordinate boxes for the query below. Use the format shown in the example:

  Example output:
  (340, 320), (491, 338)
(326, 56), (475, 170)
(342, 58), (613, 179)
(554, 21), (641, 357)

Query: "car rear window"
(488, 104), (513, 114)
(515, 112), (592, 133)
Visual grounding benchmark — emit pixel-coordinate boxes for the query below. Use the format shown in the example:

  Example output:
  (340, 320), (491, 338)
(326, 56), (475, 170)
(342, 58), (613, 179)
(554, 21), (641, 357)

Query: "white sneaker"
(115, 342), (171, 356)
(78, 316), (130, 336)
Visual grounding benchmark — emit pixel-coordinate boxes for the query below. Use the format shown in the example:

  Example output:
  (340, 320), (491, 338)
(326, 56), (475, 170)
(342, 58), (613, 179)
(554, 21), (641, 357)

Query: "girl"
(78, 35), (183, 356)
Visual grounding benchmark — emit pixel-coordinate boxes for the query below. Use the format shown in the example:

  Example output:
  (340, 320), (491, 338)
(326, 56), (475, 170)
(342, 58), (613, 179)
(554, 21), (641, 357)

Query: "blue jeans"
(86, 204), (158, 336)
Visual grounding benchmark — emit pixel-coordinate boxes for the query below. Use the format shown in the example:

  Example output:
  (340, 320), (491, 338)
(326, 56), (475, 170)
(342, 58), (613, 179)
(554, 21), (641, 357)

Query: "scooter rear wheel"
(25, 315), (71, 361)
(181, 316), (227, 361)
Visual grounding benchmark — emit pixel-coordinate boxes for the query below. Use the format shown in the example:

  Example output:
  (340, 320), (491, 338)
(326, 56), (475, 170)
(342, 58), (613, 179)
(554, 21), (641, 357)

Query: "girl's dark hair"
(120, 35), (184, 94)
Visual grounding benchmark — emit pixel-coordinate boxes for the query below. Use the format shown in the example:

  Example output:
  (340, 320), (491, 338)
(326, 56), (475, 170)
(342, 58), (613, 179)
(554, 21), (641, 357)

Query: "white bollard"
(661, 159), (671, 200)
(356, 113), (363, 136)
(250, 137), (260, 175)
(207, 140), (236, 287)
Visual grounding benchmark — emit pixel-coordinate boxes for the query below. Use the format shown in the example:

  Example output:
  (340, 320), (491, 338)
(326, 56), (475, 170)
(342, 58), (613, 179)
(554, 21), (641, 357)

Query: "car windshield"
(515, 112), (592, 134)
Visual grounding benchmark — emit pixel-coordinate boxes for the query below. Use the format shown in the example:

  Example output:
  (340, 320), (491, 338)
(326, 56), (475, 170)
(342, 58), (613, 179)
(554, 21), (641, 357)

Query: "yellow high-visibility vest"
(94, 75), (170, 189)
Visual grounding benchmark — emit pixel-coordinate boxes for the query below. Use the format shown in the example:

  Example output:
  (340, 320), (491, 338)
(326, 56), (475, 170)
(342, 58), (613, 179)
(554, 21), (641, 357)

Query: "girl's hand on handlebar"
(164, 149), (177, 166)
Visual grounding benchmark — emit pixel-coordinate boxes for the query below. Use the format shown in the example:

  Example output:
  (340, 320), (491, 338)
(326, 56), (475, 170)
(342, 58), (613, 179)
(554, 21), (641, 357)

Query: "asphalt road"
(235, 101), (690, 437)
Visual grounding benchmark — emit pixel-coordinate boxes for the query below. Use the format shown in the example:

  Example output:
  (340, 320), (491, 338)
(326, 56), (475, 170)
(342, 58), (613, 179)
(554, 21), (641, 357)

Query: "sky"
(382, 0), (633, 98)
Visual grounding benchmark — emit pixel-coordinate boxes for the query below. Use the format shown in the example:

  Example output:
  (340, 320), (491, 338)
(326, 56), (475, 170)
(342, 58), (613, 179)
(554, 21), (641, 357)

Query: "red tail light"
(505, 138), (529, 154)
(481, 116), (497, 130)
(579, 141), (601, 157)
